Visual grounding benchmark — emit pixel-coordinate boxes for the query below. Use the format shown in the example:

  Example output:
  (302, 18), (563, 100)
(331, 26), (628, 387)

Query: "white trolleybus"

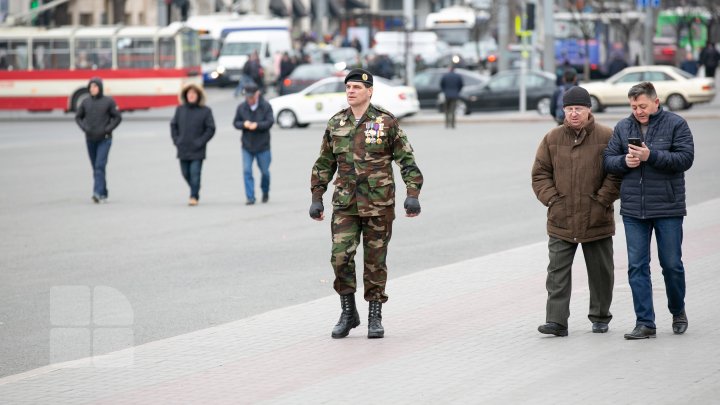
(0, 22), (201, 112)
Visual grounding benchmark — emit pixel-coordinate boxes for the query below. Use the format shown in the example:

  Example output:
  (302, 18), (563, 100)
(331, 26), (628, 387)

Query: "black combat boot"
(368, 301), (384, 339)
(331, 294), (360, 339)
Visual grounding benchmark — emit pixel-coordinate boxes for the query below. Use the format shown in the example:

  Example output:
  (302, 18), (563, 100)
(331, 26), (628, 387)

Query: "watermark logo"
(50, 286), (134, 367)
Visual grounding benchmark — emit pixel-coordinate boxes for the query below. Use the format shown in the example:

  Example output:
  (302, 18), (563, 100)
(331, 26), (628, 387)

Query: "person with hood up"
(75, 77), (122, 203)
(170, 83), (216, 206)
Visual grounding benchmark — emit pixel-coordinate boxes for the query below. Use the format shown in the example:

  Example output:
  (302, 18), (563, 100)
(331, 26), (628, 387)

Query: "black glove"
(404, 197), (421, 215)
(309, 201), (324, 219)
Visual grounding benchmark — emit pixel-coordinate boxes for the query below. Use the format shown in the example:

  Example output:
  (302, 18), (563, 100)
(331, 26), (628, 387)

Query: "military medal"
(365, 122), (374, 143)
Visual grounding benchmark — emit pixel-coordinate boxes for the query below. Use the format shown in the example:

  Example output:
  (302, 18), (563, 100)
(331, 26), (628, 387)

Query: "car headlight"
(216, 65), (226, 75)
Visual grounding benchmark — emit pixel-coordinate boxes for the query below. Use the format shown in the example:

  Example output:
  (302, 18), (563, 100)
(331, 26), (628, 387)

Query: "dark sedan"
(412, 68), (488, 108)
(279, 63), (344, 95)
(441, 70), (556, 115)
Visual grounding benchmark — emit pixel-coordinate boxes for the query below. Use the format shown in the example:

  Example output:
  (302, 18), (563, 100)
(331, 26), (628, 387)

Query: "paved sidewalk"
(1, 199), (719, 404)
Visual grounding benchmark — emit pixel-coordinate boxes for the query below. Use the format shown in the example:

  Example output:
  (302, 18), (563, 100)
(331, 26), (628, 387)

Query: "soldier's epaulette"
(372, 104), (396, 119)
(332, 107), (350, 120)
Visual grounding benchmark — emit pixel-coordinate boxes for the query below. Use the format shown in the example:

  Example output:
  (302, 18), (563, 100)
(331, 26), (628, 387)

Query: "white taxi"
(581, 65), (716, 112)
(269, 76), (420, 129)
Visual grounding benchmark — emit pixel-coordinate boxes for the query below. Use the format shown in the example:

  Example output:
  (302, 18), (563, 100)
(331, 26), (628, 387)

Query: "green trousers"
(545, 236), (614, 327)
(331, 212), (393, 303)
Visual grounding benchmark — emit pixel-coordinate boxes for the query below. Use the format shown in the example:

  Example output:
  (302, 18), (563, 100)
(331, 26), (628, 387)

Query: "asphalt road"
(1, 88), (719, 377)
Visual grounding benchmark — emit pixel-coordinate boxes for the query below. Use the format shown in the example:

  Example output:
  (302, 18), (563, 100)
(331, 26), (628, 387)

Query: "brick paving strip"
(2, 199), (719, 404)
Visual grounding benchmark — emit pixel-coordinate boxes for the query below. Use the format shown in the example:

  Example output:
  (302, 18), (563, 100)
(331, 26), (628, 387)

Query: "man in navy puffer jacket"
(604, 81), (694, 340)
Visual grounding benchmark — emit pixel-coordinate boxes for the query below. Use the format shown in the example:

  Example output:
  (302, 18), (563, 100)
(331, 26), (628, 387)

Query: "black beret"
(563, 86), (592, 108)
(344, 68), (373, 86)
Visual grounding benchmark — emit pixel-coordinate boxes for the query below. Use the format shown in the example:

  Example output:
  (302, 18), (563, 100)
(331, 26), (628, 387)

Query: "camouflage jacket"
(311, 104), (423, 217)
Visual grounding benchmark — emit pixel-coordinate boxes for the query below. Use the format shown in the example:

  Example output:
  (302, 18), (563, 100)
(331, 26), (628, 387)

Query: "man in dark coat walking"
(170, 83), (216, 206)
(232, 82), (274, 205)
(604, 82), (694, 340)
(699, 42), (720, 78)
(75, 77), (122, 203)
(440, 65), (463, 128)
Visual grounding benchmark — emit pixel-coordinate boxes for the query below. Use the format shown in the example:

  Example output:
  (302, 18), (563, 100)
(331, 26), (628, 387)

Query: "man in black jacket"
(232, 83), (274, 205)
(75, 77), (122, 203)
(604, 82), (694, 340)
(171, 83), (216, 206)
(440, 65), (463, 129)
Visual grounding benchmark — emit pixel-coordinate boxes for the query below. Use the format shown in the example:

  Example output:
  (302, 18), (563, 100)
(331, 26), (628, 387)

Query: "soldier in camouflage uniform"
(309, 68), (423, 339)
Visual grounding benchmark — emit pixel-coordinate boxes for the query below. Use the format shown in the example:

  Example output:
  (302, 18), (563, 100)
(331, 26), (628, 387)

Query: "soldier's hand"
(309, 201), (324, 220)
(404, 197), (420, 217)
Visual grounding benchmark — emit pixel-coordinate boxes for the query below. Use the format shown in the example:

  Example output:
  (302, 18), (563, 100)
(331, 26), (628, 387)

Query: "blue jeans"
(242, 148), (271, 202)
(623, 216), (686, 329)
(86, 138), (112, 198)
(180, 159), (203, 199)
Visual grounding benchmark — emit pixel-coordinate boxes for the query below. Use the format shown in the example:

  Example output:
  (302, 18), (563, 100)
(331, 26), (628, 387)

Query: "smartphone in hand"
(628, 137), (642, 147)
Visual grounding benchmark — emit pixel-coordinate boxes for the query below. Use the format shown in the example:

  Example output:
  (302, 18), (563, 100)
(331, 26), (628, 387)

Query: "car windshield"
(220, 42), (261, 57)
(290, 64), (335, 79)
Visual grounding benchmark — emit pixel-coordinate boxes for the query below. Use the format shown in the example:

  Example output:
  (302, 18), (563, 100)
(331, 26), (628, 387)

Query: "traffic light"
(525, 3), (536, 31)
(30, 0), (39, 25)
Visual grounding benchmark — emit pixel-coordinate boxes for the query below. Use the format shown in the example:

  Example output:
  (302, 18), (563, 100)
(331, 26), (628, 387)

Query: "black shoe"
(624, 325), (656, 340)
(245, 199), (255, 205)
(262, 194), (269, 203)
(592, 322), (609, 333)
(331, 294), (360, 339)
(538, 322), (568, 337)
(368, 301), (384, 339)
(672, 310), (688, 334)
(92, 195), (100, 204)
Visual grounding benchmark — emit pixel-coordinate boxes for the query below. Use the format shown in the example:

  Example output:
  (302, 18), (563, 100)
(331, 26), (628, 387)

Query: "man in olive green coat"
(532, 86), (621, 337)
(309, 68), (423, 339)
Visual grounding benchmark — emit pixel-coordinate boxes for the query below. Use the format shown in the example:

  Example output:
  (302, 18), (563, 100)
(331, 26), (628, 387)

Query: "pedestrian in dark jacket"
(550, 68), (578, 125)
(232, 82), (274, 205)
(243, 51), (264, 91)
(603, 81), (694, 340)
(699, 42), (720, 78)
(75, 77), (122, 203)
(440, 65), (463, 129)
(170, 83), (216, 206)
(532, 86), (621, 337)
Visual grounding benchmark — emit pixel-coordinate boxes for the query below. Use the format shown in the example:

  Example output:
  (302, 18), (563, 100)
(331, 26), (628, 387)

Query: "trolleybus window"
(75, 38), (112, 69)
(32, 39), (70, 69)
(117, 37), (154, 68)
(159, 37), (176, 68)
(0, 40), (29, 70)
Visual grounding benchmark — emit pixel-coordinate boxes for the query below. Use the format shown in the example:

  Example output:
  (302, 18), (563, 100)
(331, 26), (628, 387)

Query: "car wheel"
(536, 97), (551, 115)
(297, 123), (310, 128)
(666, 93), (687, 111)
(590, 96), (604, 113)
(71, 89), (89, 112)
(277, 109), (298, 129)
(456, 100), (468, 116)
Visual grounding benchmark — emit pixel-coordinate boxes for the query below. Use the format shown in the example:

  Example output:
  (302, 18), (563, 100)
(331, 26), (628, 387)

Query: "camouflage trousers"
(331, 212), (393, 303)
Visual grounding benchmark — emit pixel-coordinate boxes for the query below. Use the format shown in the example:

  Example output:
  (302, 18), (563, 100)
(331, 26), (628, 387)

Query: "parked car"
(412, 68), (488, 109)
(278, 63), (344, 95)
(581, 65), (716, 112)
(439, 70), (556, 115)
(653, 37), (677, 66)
(269, 76), (420, 129)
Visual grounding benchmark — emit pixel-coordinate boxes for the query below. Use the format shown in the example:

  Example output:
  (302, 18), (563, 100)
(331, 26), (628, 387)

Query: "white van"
(216, 19), (292, 86)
